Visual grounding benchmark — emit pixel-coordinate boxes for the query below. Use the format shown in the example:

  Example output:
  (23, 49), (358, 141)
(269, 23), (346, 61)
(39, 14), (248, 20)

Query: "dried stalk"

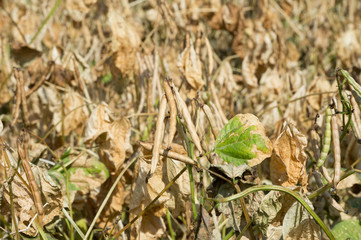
(164, 79), (177, 148)
(171, 83), (203, 154)
(139, 142), (196, 165)
(205, 37), (214, 75)
(321, 166), (332, 183)
(313, 170), (344, 212)
(25, 62), (54, 97)
(17, 131), (43, 226)
(209, 82), (228, 125)
(17, 70), (30, 127)
(331, 109), (341, 187)
(11, 69), (21, 127)
(201, 104), (219, 138)
(148, 95), (167, 179)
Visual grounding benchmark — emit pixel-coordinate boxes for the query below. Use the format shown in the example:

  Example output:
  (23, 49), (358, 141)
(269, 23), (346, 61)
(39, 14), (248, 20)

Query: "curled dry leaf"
(259, 68), (283, 102)
(84, 103), (132, 227)
(1, 165), (63, 237)
(53, 91), (89, 136)
(209, 2), (242, 33)
(242, 55), (258, 88)
(218, 61), (239, 93)
(65, 0), (97, 22)
(176, 38), (204, 91)
(270, 122), (308, 191)
(306, 76), (332, 111)
(129, 159), (169, 239)
(108, 9), (141, 79)
(84, 103), (113, 144)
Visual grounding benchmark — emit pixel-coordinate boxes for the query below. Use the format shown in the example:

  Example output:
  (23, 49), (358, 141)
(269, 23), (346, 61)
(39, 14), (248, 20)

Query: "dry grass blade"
(148, 95), (167, 180)
(164, 79), (177, 148)
(17, 130), (43, 226)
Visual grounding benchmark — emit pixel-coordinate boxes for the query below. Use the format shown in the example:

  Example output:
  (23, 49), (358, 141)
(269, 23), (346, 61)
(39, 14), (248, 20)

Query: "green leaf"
(332, 220), (361, 240)
(215, 114), (272, 166)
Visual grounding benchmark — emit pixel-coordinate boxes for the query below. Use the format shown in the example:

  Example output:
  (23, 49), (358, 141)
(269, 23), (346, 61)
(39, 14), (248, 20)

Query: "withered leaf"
(270, 122), (308, 191)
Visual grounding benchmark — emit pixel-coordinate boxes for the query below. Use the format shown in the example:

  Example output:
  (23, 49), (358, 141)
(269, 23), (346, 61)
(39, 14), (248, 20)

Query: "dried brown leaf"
(1, 165), (62, 236)
(176, 38), (204, 90)
(270, 122), (308, 191)
(54, 91), (89, 136)
(129, 159), (169, 239)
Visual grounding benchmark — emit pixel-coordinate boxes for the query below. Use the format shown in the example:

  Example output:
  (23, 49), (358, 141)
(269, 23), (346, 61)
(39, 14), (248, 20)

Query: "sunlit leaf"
(215, 114), (272, 166)
(332, 220), (361, 240)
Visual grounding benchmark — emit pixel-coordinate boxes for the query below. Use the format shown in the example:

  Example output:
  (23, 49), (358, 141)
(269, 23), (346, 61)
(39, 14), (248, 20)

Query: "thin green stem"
(29, 0), (62, 45)
(84, 152), (139, 239)
(177, 116), (198, 220)
(112, 166), (187, 238)
(309, 169), (356, 199)
(62, 164), (74, 240)
(166, 209), (176, 240)
(209, 185), (335, 240)
(236, 219), (253, 240)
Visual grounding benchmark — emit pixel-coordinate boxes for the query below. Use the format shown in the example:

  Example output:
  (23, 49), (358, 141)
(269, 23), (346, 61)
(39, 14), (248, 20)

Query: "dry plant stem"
(201, 104), (220, 138)
(309, 169), (356, 199)
(17, 132), (43, 226)
(72, 57), (91, 104)
(172, 84), (203, 154)
(11, 69), (21, 127)
(310, 129), (320, 161)
(205, 37), (214, 75)
(17, 70), (30, 127)
(164, 79), (177, 148)
(25, 62), (54, 97)
(139, 142), (196, 165)
(209, 82), (228, 125)
(84, 151), (139, 240)
(321, 166), (332, 183)
(331, 110), (341, 188)
(148, 95), (167, 179)
(113, 166), (188, 238)
(1, 139), (20, 239)
(313, 170), (344, 212)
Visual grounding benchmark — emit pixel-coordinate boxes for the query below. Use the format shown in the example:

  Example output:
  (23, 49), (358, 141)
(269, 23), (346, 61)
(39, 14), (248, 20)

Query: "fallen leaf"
(129, 159), (170, 239)
(1, 165), (63, 237)
(177, 38), (204, 90)
(270, 122), (308, 191)
(53, 91), (89, 136)
(108, 9), (141, 79)
(283, 199), (319, 239)
(241, 55), (258, 88)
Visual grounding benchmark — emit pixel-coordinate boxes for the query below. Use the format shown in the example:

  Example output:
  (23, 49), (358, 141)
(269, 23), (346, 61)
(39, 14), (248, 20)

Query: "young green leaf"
(215, 114), (272, 166)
